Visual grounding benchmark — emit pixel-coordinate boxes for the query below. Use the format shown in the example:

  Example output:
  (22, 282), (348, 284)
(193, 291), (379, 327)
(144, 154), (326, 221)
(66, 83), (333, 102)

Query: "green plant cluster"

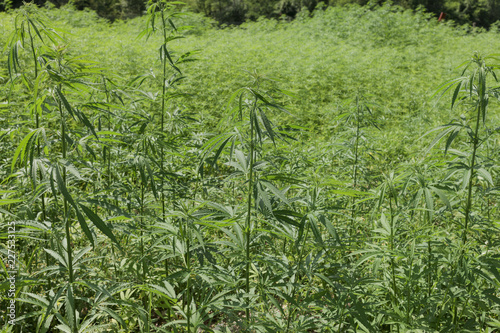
(0, 2), (499, 332)
(0, 0), (147, 20)
(187, 0), (500, 27)
(2, 0), (500, 27)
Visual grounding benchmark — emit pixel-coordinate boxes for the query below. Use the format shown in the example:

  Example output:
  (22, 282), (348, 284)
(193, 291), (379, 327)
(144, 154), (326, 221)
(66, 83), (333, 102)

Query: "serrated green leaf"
(79, 204), (121, 250)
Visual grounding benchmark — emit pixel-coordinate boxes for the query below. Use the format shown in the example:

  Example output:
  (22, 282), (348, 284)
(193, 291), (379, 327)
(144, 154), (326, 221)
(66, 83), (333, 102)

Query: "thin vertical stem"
(139, 175), (151, 332)
(140, 182), (146, 282)
(245, 98), (256, 326)
(102, 76), (112, 188)
(185, 217), (192, 332)
(427, 232), (433, 298)
(102, 76), (118, 276)
(462, 104), (482, 246)
(353, 98), (361, 192)
(160, 8), (172, 322)
(160, 9), (167, 224)
(351, 97), (361, 239)
(58, 85), (76, 333)
(29, 23), (50, 289)
(285, 226), (310, 333)
(389, 196), (399, 333)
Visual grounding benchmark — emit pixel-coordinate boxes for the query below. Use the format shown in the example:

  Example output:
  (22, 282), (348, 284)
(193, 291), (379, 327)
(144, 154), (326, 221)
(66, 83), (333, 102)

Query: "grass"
(0, 1), (499, 332)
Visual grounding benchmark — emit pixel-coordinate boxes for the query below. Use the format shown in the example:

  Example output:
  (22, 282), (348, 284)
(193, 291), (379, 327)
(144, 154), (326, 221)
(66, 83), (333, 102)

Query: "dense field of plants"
(1, 2), (499, 332)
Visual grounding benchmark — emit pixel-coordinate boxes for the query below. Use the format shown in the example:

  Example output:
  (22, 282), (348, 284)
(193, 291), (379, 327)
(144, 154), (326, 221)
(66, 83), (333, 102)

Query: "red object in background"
(438, 12), (446, 21)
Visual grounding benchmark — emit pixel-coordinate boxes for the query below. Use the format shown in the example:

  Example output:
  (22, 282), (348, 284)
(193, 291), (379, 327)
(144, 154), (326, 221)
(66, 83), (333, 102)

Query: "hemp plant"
(426, 52), (499, 331)
(335, 94), (379, 238)
(8, 13), (123, 333)
(138, 2), (197, 303)
(404, 164), (452, 300)
(428, 53), (498, 246)
(5, 6), (63, 270)
(139, 0), (197, 216)
(200, 71), (293, 327)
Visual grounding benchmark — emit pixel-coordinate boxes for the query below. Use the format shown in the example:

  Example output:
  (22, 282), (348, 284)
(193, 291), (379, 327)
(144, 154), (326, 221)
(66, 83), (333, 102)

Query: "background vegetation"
(2, 0), (500, 27)
(0, 1), (499, 332)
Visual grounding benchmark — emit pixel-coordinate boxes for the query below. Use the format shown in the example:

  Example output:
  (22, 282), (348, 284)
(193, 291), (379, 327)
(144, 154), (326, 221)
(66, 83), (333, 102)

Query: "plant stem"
(58, 85), (77, 333)
(160, 9), (167, 224)
(389, 196), (399, 333)
(29, 22), (50, 288)
(462, 103), (482, 246)
(185, 217), (192, 332)
(141, 181), (146, 282)
(102, 76), (119, 276)
(245, 98), (256, 327)
(351, 96), (361, 240)
(285, 225), (310, 332)
(160, 8), (173, 322)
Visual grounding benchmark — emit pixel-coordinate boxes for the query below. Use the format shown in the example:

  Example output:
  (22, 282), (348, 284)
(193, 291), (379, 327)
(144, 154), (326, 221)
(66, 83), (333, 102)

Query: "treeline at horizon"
(1, 0), (500, 28)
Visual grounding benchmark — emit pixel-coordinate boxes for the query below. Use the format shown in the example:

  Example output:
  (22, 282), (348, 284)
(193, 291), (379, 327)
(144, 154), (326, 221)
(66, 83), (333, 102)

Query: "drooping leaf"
(79, 203), (122, 250)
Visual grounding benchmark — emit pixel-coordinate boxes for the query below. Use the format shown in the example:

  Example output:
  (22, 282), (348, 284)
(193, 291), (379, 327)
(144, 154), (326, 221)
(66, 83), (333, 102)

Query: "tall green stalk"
(160, 8), (168, 226)
(55, 53), (77, 333)
(245, 99), (256, 326)
(102, 76), (119, 276)
(351, 96), (361, 218)
(185, 216), (192, 332)
(57, 83), (77, 333)
(388, 196), (398, 312)
(140, 2), (186, 322)
(284, 223), (310, 332)
(29, 16), (51, 287)
(159, 13), (170, 314)
(134, 156), (151, 331)
(462, 102), (482, 246)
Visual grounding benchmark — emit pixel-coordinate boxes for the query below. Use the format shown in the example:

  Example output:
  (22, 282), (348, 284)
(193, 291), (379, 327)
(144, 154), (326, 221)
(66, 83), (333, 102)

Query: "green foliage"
(1, 2), (499, 333)
(184, 0), (500, 27)
(3, 0), (500, 27)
